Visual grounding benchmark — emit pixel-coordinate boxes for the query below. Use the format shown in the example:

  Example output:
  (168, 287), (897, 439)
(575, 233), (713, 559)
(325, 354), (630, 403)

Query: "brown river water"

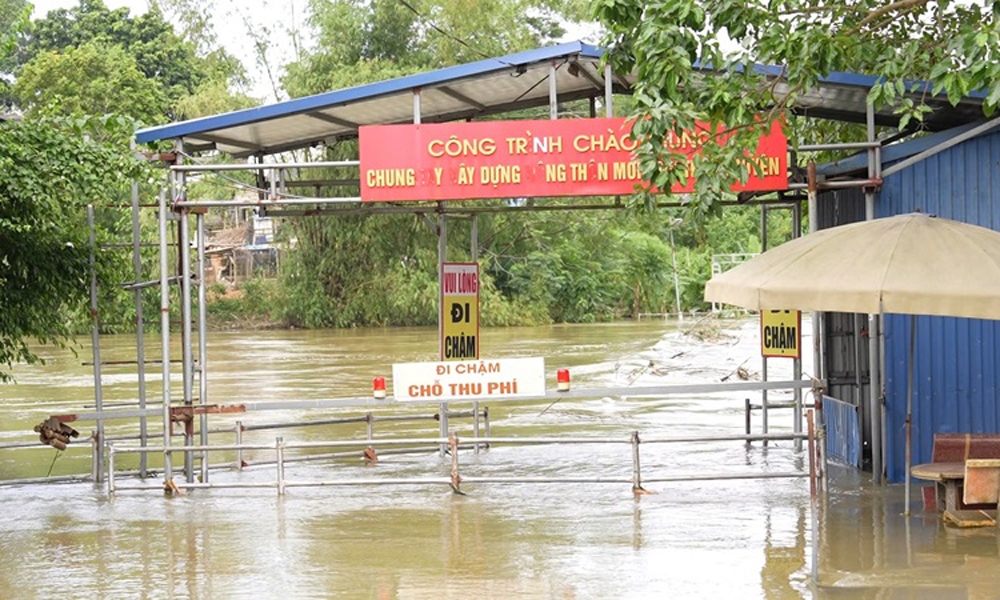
(1, 319), (998, 599)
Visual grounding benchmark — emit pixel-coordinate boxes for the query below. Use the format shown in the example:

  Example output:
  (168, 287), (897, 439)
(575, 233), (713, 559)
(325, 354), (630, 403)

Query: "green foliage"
(594, 0), (1000, 215)
(283, 0), (587, 96)
(13, 42), (167, 122)
(18, 0), (205, 106)
(0, 114), (147, 380)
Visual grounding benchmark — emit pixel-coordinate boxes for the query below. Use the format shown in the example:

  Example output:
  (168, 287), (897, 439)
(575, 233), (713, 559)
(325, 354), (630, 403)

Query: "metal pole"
(762, 357), (769, 447)
(87, 205), (105, 484)
(276, 436), (285, 496)
(793, 356), (803, 452)
(159, 187), (173, 486)
(866, 100), (883, 484)
(484, 406), (491, 450)
(196, 212), (209, 483)
(904, 315), (915, 515)
(807, 163), (825, 383)
(745, 398), (751, 447)
(130, 179), (148, 478)
(235, 421), (244, 471)
(473, 401), (481, 454)
(180, 209), (195, 482)
(807, 409), (816, 497)
(108, 444), (116, 495)
(631, 431), (642, 492)
(449, 432), (461, 494)
(471, 215), (478, 261)
(604, 64), (613, 117)
(669, 228), (682, 321)
(549, 62), (558, 120)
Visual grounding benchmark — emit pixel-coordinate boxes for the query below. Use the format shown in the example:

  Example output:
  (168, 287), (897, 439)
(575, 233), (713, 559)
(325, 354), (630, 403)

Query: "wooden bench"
(922, 434), (1000, 513)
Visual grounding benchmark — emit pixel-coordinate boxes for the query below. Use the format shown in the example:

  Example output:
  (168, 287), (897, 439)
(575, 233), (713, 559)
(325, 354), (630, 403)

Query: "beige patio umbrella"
(704, 212), (1000, 512)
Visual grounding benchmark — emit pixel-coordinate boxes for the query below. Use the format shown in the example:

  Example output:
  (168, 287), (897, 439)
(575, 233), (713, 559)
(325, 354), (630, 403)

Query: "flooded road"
(1, 318), (995, 598)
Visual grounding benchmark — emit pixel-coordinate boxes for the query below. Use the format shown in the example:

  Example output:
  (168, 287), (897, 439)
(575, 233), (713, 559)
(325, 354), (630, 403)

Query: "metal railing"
(108, 412), (821, 497)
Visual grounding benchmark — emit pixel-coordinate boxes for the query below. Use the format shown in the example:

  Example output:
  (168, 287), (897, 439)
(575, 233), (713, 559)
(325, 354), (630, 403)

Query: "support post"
(130, 179), (148, 478)
(276, 436), (285, 496)
(87, 205), (105, 484)
(866, 100), (883, 484)
(159, 188), (173, 486)
(808, 163), (825, 384)
(807, 409), (817, 498)
(449, 431), (461, 494)
(762, 357), (769, 447)
(473, 400), (481, 454)
(631, 431), (643, 493)
(235, 421), (244, 471)
(484, 406), (491, 450)
(745, 398), (751, 448)
(108, 443), (116, 495)
(179, 208), (195, 482)
(437, 210), (448, 457)
(196, 212), (209, 483)
(794, 359), (803, 452)
(604, 64), (613, 117)
(549, 62), (558, 120)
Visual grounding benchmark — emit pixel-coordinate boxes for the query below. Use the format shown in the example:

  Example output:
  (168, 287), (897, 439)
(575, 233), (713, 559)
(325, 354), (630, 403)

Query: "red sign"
(359, 117), (787, 202)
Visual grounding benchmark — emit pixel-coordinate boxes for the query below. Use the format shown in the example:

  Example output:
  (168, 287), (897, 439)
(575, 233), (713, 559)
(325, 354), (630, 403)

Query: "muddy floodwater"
(1, 318), (998, 599)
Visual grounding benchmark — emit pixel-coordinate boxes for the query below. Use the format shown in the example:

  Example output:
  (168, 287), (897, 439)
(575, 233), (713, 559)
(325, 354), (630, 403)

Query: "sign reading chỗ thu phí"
(761, 310), (801, 358)
(392, 357), (545, 401)
(440, 262), (479, 361)
(359, 117), (787, 202)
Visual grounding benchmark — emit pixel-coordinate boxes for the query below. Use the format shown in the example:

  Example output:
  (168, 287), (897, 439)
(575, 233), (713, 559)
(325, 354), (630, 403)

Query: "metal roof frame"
(135, 41), (987, 159)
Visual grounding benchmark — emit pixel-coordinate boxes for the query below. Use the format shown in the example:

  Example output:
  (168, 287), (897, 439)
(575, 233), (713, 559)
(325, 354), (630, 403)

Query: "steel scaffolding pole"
(87, 205), (105, 484)
(130, 179), (149, 478)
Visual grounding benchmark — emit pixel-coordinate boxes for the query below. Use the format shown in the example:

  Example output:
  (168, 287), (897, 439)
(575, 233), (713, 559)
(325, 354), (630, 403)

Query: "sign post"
(441, 262), (480, 361)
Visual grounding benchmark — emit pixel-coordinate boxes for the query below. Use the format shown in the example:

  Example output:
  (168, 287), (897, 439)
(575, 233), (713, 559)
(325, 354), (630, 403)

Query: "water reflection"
(815, 465), (1000, 599)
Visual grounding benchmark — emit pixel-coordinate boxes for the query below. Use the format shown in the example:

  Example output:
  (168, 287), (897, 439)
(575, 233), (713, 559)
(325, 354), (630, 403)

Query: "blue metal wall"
(877, 128), (1000, 482)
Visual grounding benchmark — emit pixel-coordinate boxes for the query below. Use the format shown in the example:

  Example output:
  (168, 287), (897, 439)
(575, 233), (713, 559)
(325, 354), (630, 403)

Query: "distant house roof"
(135, 41), (987, 158)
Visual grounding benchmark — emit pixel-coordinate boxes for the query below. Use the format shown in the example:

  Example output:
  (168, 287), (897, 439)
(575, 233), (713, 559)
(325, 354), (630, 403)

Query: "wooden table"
(911, 461), (965, 512)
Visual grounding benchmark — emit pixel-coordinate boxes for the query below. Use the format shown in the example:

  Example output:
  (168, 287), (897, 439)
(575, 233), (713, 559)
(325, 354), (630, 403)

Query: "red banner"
(359, 117), (787, 202)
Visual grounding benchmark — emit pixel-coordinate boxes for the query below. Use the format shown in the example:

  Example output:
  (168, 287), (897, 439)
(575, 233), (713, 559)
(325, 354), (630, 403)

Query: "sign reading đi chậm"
(358, 117), (787, 202)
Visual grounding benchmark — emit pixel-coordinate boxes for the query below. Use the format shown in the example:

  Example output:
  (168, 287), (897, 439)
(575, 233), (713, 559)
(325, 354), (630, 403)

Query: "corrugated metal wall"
(817, 188), (871, 470)
(877, 128), (1000, 482)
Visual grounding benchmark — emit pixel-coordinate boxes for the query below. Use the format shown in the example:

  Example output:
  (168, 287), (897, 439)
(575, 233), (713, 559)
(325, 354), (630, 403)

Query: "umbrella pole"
(905, 314), (915, 516)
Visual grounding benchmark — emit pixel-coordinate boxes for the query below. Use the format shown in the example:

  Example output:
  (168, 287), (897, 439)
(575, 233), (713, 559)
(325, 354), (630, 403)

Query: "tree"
(13, 42), (167, 123)
(284, 0), (587, 96)
(593, 0), (1000, 214)
(0, 114), (146, 381)
(15, 0), (207, 120)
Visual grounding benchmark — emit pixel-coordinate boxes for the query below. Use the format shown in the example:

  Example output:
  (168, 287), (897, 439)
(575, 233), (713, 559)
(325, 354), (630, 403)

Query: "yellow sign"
(440, 263), (479, 361)
(761, 310), (801, 358)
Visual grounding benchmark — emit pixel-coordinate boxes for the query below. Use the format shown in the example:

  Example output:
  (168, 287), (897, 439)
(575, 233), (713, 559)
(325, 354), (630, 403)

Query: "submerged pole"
(87, 205), (105, 484)
(159, 187), (173, 486)
(904, 315), (915, 516)
(130, 179), (148, 478)
(196, 212), (209, 483)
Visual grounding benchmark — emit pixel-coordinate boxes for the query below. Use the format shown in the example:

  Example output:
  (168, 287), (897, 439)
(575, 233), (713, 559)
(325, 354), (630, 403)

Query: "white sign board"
(392, 357), (546, 402)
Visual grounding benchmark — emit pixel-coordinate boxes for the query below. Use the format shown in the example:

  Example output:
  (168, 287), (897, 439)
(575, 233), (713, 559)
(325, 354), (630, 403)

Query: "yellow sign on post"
(440, 262), (480, 361)
(760, 310), (801, 358)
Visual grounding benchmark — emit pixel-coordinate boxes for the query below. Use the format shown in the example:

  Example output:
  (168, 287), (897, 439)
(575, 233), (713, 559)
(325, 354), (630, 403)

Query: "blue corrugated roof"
(135, 41), (603, 146)
(135, 39), (987, 157)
